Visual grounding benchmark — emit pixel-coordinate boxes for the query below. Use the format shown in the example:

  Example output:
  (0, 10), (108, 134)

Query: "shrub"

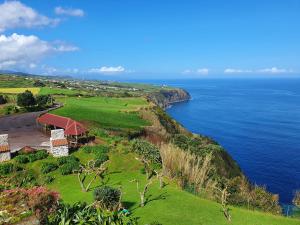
(0, 95), (7, 104)
(60, 160), (80, 175)
(13, 170), (37, 188)
(57, 155), (79, 166)
(95, 154), (109, 167)
(15, 155), (29, 164)
(82, 145), (110, 154)
(93, 186), (121, 211)
(131, 139), (161, 164)
(17, 90), (36, 108)
(44, 175), (55, 184)
(27, 153), (39, 162)
(48, 202), (138, 224)
(41, 162), (58, 174)
(0, 163), (14, 175)
(35, 150), (48, 160)
(26, 186), (60, 223)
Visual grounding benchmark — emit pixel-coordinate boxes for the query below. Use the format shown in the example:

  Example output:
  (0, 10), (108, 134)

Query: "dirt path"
(0, 111), (49, 152)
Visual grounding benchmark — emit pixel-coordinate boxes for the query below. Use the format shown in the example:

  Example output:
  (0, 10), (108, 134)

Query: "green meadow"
(52, 96), (150, 130)
(18, 144), (299, 225)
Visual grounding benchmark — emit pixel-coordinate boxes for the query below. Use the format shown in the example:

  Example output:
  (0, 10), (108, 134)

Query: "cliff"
(147, 88), (191, 108)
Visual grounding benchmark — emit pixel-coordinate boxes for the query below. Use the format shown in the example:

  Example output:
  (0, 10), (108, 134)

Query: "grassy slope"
(52, 96), (149, 130)
(1, 82), (297, 224)
(20, 147), (299, 225)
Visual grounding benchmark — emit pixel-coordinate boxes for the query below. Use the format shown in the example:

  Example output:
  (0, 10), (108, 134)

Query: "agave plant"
(48, 201), (138, 225)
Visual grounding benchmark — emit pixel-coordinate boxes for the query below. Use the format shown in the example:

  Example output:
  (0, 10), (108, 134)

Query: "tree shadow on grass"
(146, 192), (168, 204)
(122, 201), (136, 209)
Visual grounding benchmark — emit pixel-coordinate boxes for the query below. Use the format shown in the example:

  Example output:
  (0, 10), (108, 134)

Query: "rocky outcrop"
(147, 88), (191, 109)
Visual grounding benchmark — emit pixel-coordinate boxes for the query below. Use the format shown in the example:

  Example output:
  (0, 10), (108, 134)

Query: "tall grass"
(159, 143), (216, 194)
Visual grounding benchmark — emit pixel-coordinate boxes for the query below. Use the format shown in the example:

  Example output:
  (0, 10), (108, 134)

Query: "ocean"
(160, 78), (300, 205)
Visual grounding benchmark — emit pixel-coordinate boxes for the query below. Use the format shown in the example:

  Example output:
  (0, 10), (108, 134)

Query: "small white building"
(0, 134), (11, 162)
(50, 129), (69, 157)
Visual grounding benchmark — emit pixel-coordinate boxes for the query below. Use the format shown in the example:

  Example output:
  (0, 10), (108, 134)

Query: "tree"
(215, 186), (231, 222)
(33, 80), (45, 87)
(36, 95), (52, 107)
(17, 90), (36, 108)
(77, 160), (108, 192)
(0, 95), (7, 104)
(130, 178), (153, 207)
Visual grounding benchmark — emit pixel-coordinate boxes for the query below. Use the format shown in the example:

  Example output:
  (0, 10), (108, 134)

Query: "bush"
(41, 162), (58, 174)
(131, 139), (161, 164)
(48, 202), (138, 224)
(15, 155), (29, 164)
(17, 90), (36, 108)
(95, 154), (109, 167)
(60, 160), (80, 175)
(0, 95), (7, 104)
(13, 170), (37, 187)
(57, 155), (79, 166)
(93, 186), (121, 211)
(44, 175), (55, 184)
(82, 145), (110, 154)
(0, 163), (14, 175)
(27, 153), (39, 162)
(35, 150), (48, 160)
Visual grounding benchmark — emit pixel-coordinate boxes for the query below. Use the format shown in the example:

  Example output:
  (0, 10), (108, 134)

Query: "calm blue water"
(161, 78), (300, 204)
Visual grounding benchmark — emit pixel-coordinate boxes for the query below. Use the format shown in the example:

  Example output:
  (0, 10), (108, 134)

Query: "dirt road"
(0, 111), (50, 152)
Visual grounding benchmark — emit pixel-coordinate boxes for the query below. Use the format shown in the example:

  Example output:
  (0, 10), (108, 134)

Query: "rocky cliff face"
(147, 89), (191, 109)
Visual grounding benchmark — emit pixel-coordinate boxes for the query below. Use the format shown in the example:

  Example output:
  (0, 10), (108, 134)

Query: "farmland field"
(39, 87), (86, 96)
(52, 96), (150, 130)
(0, 87), (40, 95)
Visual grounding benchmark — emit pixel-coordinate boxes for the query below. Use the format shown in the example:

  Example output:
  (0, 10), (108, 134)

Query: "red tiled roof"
(0, 145), (10, 153)
(37, 113), (87, 136)
(52, 139), (68, 147)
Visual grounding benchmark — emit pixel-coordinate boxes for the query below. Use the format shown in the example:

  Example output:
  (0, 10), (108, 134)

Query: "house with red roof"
(37, 113), (87, 146)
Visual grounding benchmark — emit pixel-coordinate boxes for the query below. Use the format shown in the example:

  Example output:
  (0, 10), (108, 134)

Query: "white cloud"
(196, 68), (209, 75)
(258, 67), (293, 74)
(0, 33), (78, 69)
(183, 68), (209, 75)
(89, 66), (126, 74)
(224, 67), (294, 74)
(224, 68), (252, 74)
(55, 7), (84, 17)
(0, 1), (59, 32)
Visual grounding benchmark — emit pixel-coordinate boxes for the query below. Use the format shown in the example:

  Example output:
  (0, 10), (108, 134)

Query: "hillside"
(0, 74), (299, 224)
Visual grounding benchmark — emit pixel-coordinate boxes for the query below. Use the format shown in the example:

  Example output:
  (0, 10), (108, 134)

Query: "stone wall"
(51, 145), (69, 157)
(0, 134), (9, 146)
(0, 134), (11, 162)
(50, 129), (69, 157)
(0, 152), (11, 162)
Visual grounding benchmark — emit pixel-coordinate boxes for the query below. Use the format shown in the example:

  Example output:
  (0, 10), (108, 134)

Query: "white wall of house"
(50, 129), (69, 157)
(0, 134), (11, 162)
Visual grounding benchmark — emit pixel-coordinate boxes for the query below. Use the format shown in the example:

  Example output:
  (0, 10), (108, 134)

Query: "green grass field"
(39, 87), (86, 96)
(18, 145), (299, 225)
(52, 96), (150, 130)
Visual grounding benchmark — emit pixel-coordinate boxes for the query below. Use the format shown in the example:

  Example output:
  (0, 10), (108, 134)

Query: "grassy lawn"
(52, 96), (150, 130)
(39, 87), (86, 96)
(18, 146), (299, 225)
(0, 87), (40, 95)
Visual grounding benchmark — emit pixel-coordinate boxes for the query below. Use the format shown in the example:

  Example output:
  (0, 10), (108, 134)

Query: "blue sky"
(0, 0), (299, 79)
